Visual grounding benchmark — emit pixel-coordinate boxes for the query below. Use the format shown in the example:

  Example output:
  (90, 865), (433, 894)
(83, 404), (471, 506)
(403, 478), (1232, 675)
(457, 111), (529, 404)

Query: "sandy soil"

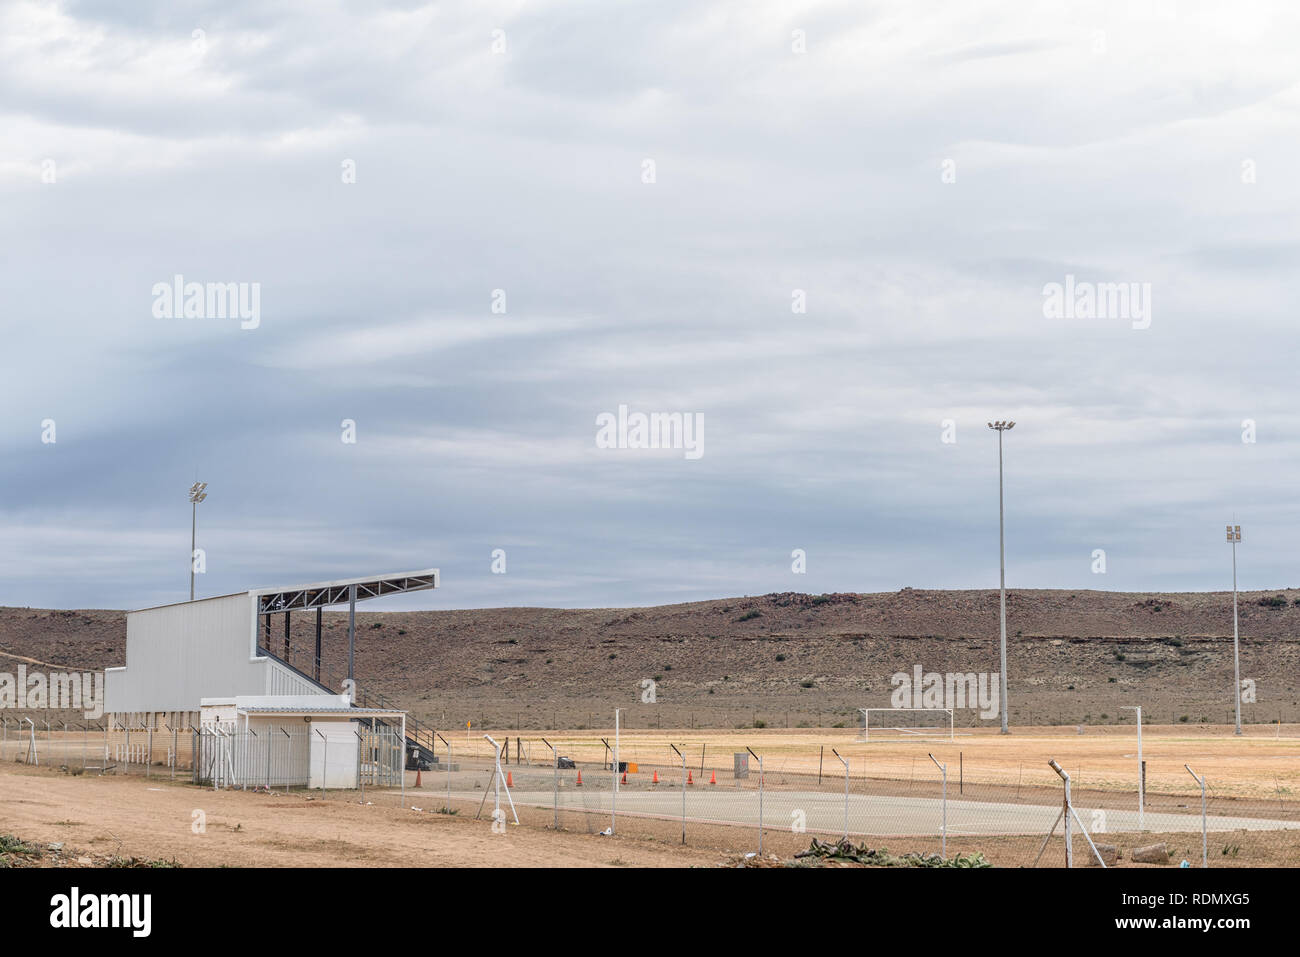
(0, 763), (723, 868)
(435, 724), (1300, 800)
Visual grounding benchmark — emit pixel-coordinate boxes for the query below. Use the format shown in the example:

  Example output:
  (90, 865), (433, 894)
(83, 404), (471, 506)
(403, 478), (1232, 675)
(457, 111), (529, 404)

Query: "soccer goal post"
(859, 708), (954, 741)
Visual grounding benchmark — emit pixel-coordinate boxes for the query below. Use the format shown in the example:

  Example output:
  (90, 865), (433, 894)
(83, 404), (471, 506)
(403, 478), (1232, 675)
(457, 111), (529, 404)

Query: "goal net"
(859, 708), (954, 741)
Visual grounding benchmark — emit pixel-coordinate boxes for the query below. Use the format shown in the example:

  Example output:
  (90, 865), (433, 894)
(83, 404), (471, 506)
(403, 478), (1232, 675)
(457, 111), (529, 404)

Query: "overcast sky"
(2, 0), (1298, 611)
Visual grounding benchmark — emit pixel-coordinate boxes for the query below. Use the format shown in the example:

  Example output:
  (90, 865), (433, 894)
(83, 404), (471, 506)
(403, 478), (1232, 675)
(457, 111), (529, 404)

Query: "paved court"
(460, 788), (1296, 836)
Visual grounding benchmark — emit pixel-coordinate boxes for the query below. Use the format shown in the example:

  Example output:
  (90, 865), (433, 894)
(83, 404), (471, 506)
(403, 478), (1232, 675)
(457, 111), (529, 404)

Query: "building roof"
(251, 568), (438, 615)
(236, 705), (406, 717)
(131, 569), (439, 616)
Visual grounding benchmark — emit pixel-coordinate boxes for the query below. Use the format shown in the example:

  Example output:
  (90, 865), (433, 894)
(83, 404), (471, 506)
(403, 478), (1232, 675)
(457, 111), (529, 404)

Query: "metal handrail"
(254, 640), (437, 750)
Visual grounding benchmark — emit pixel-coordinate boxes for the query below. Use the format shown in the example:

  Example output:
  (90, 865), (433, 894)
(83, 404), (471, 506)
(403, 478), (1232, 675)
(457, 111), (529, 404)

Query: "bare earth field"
(4, 724), (1296, 868)
(0, 762), (723, 868)
(484, 724), (1300, 799)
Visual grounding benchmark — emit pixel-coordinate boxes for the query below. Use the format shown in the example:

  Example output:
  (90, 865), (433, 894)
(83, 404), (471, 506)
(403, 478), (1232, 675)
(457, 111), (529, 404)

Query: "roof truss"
(254, 569), (437, 615)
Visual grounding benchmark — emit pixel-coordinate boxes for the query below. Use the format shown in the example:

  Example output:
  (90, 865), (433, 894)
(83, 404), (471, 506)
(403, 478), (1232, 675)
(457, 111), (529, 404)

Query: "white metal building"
(104, 569), (437, 788)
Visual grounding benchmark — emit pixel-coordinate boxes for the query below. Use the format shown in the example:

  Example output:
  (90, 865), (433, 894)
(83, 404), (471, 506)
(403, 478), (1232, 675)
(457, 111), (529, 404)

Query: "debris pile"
(739, 838), (991, 868)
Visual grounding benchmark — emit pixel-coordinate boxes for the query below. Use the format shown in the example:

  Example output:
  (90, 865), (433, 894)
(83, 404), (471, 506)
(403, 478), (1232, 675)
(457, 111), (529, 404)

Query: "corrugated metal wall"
(106, 593), (271, 713)
(264, 658), (327, 696)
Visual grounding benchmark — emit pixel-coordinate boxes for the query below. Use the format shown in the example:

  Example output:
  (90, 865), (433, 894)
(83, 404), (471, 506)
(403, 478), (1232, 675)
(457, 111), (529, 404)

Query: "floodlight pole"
(187, 481), (207, 601)
(1228, 524), (1242, 736)
(988, 421), (1015, 734)
(190, 499), (197, 600)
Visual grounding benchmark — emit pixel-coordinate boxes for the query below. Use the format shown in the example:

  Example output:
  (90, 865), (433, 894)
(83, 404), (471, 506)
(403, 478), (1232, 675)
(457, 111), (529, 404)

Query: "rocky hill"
(2, 589), (1297, 729)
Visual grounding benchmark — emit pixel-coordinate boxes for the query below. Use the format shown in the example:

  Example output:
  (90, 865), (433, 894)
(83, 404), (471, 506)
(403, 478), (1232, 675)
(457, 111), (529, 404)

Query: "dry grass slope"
(2, 588), (1298, 729)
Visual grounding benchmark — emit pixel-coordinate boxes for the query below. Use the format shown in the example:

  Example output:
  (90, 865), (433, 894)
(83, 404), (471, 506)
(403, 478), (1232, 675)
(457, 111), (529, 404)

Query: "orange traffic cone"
(709, 770), (717, 785)
(414, 770), (422, 788)
(576, 770), (583, 786)
(652, 770), (659, 784)
(621, 771), (627, 785)
(506, 771), (513, 787)
(687, 770), (694, 785)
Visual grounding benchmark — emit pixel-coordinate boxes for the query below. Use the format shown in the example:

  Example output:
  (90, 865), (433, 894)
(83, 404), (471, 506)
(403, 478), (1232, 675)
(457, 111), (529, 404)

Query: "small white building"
(104, 570), (436, 788)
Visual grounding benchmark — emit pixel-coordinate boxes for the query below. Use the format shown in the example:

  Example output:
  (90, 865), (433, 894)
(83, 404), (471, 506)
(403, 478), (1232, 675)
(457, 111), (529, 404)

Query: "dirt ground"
(0, 763), (724, 868)
(443, 724), (1300, 800)
(4, 724), (1295, 868)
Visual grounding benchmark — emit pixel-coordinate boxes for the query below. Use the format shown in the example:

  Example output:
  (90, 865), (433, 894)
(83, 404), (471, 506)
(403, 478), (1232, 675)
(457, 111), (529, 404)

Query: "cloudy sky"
(3, 0), (1298, 611)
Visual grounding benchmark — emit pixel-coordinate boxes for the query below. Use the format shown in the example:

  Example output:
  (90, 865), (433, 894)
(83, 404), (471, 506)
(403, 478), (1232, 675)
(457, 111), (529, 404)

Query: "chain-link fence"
(372, 735), (1300, 867)
(0, 717), (199, 779)
(6, 717), (1295, 866)
(1, 716), (403, 796)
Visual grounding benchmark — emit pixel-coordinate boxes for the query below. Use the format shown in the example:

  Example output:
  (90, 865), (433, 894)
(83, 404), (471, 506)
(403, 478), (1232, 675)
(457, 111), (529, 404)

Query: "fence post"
(482, 733), (518, 825)
(1063, 764), (1072, 867)
(23, 717), (37, 766)
(244, 729), (256, 790)
(355, 730), (364, 803)
(541, 738), (558, 829)
(611, 709), (620, 836)
(832, 748), (849, 842)
(1186, 765), (1207, 868)
(316, 729), (327, 796)
(670, 744), (686, 844)
(433, 734), (451, 813)
(928, 753), (947, 859)
(281, 728), (291, 793)
(747, 747), (763, 856)
(147, 725), (152, 778)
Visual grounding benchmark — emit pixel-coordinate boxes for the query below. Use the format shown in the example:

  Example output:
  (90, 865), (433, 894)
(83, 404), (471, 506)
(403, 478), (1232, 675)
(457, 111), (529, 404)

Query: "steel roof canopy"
(252, 568), (438, 615)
